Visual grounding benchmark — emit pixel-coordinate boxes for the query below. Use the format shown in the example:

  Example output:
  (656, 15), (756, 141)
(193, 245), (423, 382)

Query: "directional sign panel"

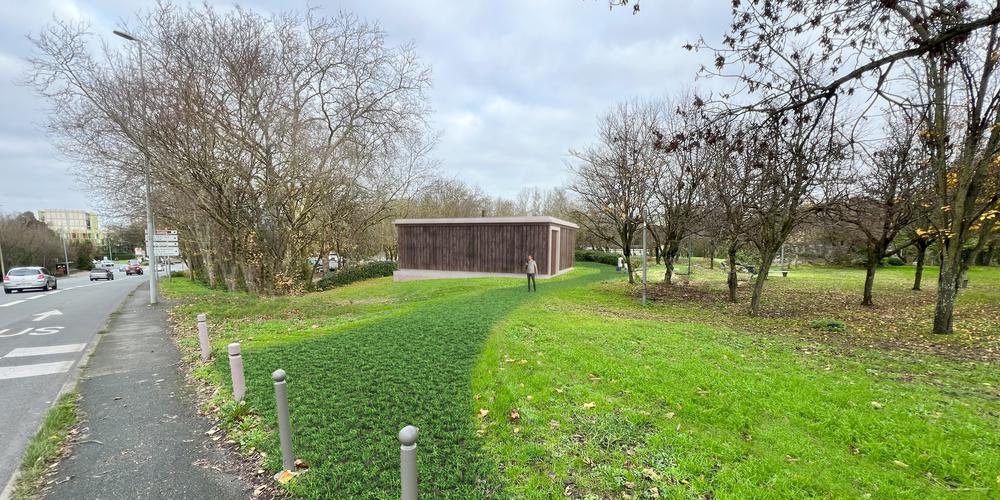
(153, 234), (178, 242)
(153, 241), (179, 248)
(155, 247), (181, 257)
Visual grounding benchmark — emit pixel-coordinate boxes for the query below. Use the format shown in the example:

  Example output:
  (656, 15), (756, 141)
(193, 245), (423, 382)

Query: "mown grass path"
(185, 266), (618, 498)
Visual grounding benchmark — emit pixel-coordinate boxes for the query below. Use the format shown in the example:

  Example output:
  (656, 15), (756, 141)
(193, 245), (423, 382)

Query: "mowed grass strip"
(473, 265), (1000, 498)
(164, 267), (617, 498)
(165, 264), (1000, 498)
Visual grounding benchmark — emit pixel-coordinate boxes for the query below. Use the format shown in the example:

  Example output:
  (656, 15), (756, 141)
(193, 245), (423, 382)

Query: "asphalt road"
(0, 269), (154, 490)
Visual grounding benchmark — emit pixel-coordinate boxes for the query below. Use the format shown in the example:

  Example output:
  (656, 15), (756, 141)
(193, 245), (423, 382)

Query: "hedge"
(574, 249), (620, 266)
(316, 261), (397, 291)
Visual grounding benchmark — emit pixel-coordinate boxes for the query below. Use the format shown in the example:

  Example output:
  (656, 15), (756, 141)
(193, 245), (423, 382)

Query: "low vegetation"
(163, 262), (1000, 498)
(315, 261), (398, 291)
(13, 392), (79, 500)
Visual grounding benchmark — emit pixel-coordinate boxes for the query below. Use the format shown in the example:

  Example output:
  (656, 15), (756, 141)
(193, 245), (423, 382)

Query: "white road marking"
(32, 310), (63, 322)
(25, 295), (43, 300)
(0, 360), (74, 380)
(45, 290), (62, 295)
(4, 343), (86, 358)
(0, 300), (25, 308)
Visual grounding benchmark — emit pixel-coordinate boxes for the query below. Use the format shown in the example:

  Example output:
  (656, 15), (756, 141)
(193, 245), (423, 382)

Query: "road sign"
(156, 247), (181, 257)
(152, 234), (178, 242)
(153, 241), (178, 248)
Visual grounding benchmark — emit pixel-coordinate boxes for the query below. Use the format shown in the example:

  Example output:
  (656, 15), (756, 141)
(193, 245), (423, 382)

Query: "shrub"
(882, 256), (905, 266)
(575, 249), (621, 266)
(810, 319), (847, 332)
(316, 260), (397, 291)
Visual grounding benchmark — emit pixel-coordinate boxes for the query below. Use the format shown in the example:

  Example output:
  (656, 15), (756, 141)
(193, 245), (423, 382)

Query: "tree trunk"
(862, 242), (884, 307)
(708, 240), (715, 269)
(913, 240), (927, 291)
(663, 243), (679, 285)
(654, 245), (661, 265)
(749, 250), (776, 316)
(623, 245), (635, 284)
(862, 260), (877, 307)
(726, 244), (738, 303)
(933, 244), (962, 334)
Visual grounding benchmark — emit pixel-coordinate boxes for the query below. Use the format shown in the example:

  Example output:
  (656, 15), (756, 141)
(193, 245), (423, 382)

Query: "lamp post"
(642, 216), (647, 306)
(114, 29), (158, 305)
(61, 232), (70, 276)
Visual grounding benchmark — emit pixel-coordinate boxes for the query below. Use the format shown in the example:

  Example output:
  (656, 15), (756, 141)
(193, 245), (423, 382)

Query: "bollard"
(228, 342), (246, 402)
(197, 313), (211, 361)
(399, 425), (419, 500)
(273, 369), (295, 471)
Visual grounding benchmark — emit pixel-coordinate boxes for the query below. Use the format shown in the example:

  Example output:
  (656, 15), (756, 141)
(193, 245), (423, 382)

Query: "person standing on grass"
(526, 255), (538, 292)
(617, 255), (624, 272)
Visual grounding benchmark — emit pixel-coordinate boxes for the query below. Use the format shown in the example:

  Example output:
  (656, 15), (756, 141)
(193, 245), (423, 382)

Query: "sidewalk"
(44, 285), (250, 499)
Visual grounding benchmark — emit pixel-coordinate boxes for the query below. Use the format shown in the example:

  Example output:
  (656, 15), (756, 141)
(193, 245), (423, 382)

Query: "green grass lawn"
(163, 263), (1000, 498)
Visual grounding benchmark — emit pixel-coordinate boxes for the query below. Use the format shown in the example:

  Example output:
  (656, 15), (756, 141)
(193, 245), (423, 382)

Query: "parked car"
(102, 261), (115, 269)
(119, 264), (128, 272)
(4, 267), (58, 293)
(126, 261), (144, 276)
(90, 268), (115, 281)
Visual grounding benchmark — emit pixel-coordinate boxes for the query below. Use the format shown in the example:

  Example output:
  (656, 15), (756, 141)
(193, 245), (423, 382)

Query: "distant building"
(36, 209), (104, 244)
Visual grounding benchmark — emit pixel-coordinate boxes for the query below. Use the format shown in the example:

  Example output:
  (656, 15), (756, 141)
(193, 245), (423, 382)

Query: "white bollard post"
(228, 342), (246, 402)
(273, 369), (295, 472)
(399, 425), (419, 500)
(197, 313), (210, 361)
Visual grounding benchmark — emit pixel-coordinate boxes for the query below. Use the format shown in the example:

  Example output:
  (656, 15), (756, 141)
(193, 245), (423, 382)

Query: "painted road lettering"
(0, 326), (65, 338)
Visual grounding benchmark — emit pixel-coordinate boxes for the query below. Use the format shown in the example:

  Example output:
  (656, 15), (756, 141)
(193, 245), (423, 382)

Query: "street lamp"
(114, 29), (158, 305)
(642, 216), (647, 306)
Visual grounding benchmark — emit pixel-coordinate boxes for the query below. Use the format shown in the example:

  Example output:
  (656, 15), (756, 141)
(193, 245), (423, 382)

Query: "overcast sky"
(0, 0), (730, 221)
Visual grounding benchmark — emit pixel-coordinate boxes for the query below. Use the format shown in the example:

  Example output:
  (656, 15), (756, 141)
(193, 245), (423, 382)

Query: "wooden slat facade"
(396, 217), (577, 276)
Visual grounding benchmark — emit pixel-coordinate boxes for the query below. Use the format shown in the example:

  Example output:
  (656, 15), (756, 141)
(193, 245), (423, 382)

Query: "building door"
(550, 229), (559, 275)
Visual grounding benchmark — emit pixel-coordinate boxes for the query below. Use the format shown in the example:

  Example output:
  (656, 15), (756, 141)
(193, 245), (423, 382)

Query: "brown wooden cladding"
(397, 222), (575, 275)
(560, 228), (575, 270)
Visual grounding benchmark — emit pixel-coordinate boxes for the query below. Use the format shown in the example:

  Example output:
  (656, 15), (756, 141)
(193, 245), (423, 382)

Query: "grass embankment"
(163, 263), (1000, 498)
(12, 392), (79, 499)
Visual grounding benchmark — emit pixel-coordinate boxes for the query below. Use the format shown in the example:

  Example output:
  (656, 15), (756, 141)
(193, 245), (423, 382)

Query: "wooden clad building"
(393, 216), (578, 280)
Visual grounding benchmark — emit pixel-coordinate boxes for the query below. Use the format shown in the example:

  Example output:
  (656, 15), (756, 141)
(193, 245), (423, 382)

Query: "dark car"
(4, 267), (58, 293)
(126, 261), (144, 276)
(90, 268), (115, 281)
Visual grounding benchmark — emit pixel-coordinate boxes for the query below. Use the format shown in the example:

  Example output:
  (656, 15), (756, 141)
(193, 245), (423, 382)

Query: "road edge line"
(0, 285), (143, 500)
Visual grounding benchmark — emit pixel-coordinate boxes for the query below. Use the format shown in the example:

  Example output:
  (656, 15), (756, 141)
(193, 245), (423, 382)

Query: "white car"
(4, 267), (58, 294)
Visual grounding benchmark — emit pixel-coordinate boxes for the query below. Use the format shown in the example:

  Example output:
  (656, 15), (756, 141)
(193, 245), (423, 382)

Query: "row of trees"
(28, 4), (436, 293)
(0, 212), (100, 272)
(578, 0), (1000, 334)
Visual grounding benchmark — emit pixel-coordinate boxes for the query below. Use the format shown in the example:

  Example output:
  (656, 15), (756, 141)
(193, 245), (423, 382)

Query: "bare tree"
(569, 99), (664, 283)
(27, 4), (434, 293)
(653, 96), (714, 284)
(742, 107), (849, 316)
(834, 112), (929, 305)
(684, 0), (1000, 332)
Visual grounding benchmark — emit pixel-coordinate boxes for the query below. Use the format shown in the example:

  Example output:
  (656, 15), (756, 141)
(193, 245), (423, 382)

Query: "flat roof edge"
(394, 216), (579, 229)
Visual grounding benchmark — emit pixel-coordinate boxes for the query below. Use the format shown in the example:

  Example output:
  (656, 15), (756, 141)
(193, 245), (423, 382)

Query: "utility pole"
(61, 232), (70, 276)
(114, 29), (157, 304)
(642, 217), (647, 306)
(0, 204), (5, 276)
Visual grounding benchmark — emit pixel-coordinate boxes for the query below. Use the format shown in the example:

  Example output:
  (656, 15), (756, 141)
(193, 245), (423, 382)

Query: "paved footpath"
(43, 284), (250, 499)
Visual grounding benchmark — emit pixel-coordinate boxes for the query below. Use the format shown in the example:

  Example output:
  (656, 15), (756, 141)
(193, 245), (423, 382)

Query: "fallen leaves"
(582, 402), (596, 409)
(509, 409), (520, 421)
(893, 460), (909, 468)
(642, 468), (661, 481)
(870, 401), (883, 409)
(549, 419), (560, 428)
(478, 408), (489, 418)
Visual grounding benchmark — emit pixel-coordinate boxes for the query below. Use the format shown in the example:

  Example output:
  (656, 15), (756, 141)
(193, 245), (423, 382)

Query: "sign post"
(147, 230), (180, 280)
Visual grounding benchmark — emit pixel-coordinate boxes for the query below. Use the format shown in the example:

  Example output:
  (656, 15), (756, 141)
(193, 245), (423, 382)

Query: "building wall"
(398, 223), (552, 275)
(559, 227), (575, 270)
(36, 209), (104, 244)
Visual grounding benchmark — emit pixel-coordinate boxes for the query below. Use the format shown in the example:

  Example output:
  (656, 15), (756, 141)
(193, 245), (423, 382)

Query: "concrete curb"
(0, 286), (145, 500)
